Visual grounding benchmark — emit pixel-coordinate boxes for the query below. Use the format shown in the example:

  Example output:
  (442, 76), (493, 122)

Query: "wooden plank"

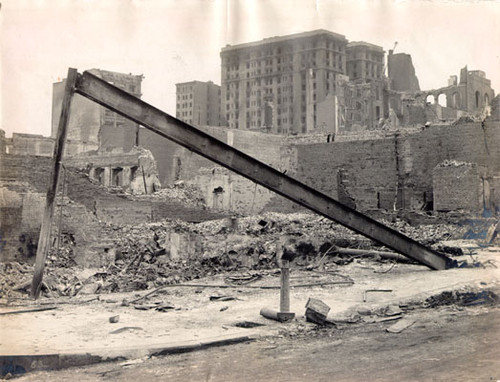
(0, 306), (57, 316)
(73, 70), (455, 270)
(30, 68), (78, 299)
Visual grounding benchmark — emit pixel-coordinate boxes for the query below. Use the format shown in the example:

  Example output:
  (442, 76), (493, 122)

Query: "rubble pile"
(384, 218), (470, 246)
(134, 181), (207, 208)
(88, 212), (469, 293)
(0, 262), (33, 299)
(0, 212), (477, 298)
(424, 289), (499, 308)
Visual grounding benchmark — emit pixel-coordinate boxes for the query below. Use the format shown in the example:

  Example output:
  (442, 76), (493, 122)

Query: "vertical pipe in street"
(280, 260), (291, 313)
(31, 68), (78, 299)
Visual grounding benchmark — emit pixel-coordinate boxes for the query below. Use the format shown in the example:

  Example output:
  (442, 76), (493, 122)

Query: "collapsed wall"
(0, 153), (227, 264)
(3, 120), (499, 265)
(157, 126), (290, 214)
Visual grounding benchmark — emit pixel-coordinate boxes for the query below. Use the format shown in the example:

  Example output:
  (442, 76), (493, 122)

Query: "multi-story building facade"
(346, 42), (385, 82)
(52, 69), (144, 154)
(344, 42), (386, 129)
(220, 29), (348, 134)
(175, 81), (221, 126)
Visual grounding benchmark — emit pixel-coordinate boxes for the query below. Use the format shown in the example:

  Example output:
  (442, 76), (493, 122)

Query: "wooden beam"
(30, 68), (78, 299)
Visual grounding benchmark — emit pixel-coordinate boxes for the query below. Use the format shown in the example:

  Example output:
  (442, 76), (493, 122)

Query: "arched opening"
(452, 92), (460, 109)
(475, 91), (481, 108)
(130, 166), (138, 182)
(426, 94), (435, 104)
(484, 93), (490, 106)
(213, 186), (225, 210)
(437, 94), (446, 107)
(112, 167), (123, 186)
(389, 98), (398, 111)
(94, 167), (105, 185)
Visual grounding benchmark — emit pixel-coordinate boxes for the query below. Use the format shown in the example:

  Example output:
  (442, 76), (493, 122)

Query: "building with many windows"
(175, 81), (221, 126)
(343, 42), (386, 129)
(220, 30), (349, 134)
(346, 42), (384, 82)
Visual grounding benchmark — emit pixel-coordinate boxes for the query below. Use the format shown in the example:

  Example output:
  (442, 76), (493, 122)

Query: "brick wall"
(173, 126), (286, 214)
(289, 137), (398, 210)
(489, 177), (500, 213)
(0, 187), (45, 262)
(402, 122), (500, 206)
(0, 155), (53, 192)
(265, 121), (500, 214)
(99, 125), (137, 152)
(433, 162), (482, 212)
(138, 128), (185, 185)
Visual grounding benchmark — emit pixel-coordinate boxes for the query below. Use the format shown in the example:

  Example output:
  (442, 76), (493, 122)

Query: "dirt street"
(14, 305), (500, 382)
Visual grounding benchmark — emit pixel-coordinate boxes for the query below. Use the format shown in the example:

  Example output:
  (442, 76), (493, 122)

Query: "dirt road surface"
(15, 305), (500, 382)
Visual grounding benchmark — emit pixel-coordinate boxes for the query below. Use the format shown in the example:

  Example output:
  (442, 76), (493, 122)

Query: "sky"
(1, 0), (499, 138)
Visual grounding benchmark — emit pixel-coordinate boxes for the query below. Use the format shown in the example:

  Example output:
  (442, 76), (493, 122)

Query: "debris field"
(0, 211), (485, 302)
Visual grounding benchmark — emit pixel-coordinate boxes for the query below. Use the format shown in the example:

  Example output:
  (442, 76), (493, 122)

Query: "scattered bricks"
(305, 298), (331, 325)
(384, 305), (403, 317)
(109, 315), (120, 323)
(357, 308), (372, 316)
(77, 281), (102, 295)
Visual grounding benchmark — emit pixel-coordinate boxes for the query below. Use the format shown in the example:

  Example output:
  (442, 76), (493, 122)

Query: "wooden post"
(31, 68), (78, 299)
(141, 165), (148, 194)
(55, 164), (67, 255)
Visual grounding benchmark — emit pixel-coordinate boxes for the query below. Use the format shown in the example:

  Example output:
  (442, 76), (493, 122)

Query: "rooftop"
(221, 29), (347, 53)
(347, 41), (384, 52)
(176, 80), (219, 87)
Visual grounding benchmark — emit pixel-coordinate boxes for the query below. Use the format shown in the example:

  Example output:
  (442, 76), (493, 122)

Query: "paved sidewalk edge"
(0, 333), (257, 377)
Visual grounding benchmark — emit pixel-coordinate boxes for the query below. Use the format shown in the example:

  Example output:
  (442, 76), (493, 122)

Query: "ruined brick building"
(1, 30), (499, 264)
(52, 69), (144, 155)
(386, 62), (495, 126)
(181, 30), (495, 135)
(216, 30), (387, 135)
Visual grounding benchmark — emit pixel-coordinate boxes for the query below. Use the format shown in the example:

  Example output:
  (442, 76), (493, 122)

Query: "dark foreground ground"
(13, 305), (500, 382)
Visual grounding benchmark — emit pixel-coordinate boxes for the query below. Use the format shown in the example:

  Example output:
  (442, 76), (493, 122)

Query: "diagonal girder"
(74, 70), (455, 270)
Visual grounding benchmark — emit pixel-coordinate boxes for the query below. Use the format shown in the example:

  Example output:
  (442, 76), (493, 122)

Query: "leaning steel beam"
(74, 70), (455, 270)
(31, 68), (78, 299)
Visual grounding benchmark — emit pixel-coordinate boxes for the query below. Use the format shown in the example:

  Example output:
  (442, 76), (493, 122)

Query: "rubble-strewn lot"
(1, 211), (490, 301)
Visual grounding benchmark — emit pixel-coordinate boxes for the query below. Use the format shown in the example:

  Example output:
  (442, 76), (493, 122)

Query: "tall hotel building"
(220, 30), (348, 134)
(345, 42), (386, 129)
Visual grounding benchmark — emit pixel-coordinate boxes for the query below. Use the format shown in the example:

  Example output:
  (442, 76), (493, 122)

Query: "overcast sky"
(1, 0), (499, 137)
